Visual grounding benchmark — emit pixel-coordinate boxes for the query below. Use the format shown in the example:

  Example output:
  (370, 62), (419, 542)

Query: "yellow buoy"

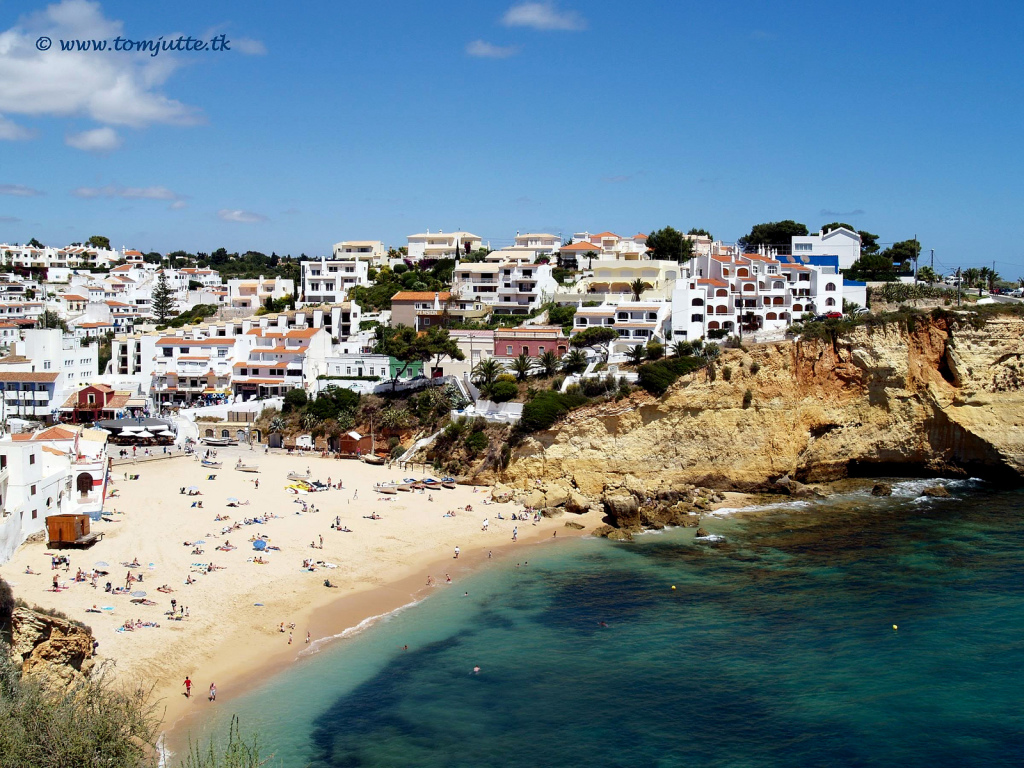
(892, 624), (898, 631)
(671, 586), (676, 590)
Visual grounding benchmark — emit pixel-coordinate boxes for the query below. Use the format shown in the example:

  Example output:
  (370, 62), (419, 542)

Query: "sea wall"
(492, 315), (1024, 503)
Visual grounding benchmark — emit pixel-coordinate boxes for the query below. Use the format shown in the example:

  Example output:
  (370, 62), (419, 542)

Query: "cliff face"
(9, 606), (96, 685)
(497, 316), (1024, 499)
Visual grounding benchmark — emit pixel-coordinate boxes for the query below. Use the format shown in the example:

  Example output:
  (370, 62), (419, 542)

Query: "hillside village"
(0, 223), (993, 562)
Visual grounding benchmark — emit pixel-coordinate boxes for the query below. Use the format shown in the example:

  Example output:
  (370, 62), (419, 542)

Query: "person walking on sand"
(209, 683), (216, 702)
(454, 546), (460, 559)
(183, 676), (192, 698)
(512, 526), (518, 542)
(306, 631), (311, 644)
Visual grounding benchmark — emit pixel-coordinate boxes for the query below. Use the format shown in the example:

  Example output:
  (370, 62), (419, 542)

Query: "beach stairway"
(396, 429), (442, 465)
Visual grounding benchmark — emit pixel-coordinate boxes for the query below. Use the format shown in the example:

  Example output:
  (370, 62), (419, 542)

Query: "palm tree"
(629, 278), (645, 301)
(538, 350), (560, 377)
(471, 358), (500, 390)
(987, 269), (1001, 292)
(962, 268), (981, 290)
(916, 266), (937, 285)
(977, 266), (992, 296)
(563, 349), (587, 374)
(626, 344), (646, 366)
(512, 352), (534, 382)
(672, 340), (693, 358)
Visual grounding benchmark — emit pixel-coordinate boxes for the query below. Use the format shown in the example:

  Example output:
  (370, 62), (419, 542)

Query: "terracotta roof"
(0, 354), (31, 364)
(559, 242), (600, 252)
(591, 231), (621, 239)
(697, 278), (729, 288)
(77, 322), (113, 328)
(10, 433), (33, 441)
(111, 265), (132, 272)
(391, 291), (452, 302)
(42, 445), (66, 456)
(284, 327), (319, 339)
(61, 294), (88, 301)
(156, 338), (236, 346)
(124, 250), (143, 256)
(633, 233), (648, 240)
(33, 426), (77, 441)
(711, 255), (734, 263)
(105, 301), (130, 307)
(0, 371), (59, 382)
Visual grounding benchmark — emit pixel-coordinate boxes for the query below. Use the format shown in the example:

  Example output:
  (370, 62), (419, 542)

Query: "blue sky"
(1, 0), (1022, 275)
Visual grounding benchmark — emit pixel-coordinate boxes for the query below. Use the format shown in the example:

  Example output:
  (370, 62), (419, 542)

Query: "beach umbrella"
(135, 430), (154, 438)
(194, 539), (206, 545)
(157, 430), (175, 437)
(252, 539), (267, 551)
(227, 497), (239, 503)
(187, 486), (198, 492)
(131, 591), (146, 597)
(94, 561), (109, 567)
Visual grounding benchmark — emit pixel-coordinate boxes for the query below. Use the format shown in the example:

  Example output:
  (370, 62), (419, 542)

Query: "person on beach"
(209, 683), (216, 702)
(512, 526), (518, 542)
(306, 631), (311, 644)
(183, 677), (192, 697)
(454, 546), (460, 559)
(482, 518), (489, 531)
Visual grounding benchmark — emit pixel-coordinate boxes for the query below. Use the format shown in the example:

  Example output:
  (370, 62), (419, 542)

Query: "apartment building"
(452, 262), (501, 301)
(0, 330), (98, 422)
(581, 260), (683, 298)
(493, 326), (569, 358)
(406, 231), (482, 261)
(390, 291), (489, 330)
(300, 257), (370, 306)
(571, 301), (672, 349)
(670, 252), (842, 339)
(791, 227), (862, 270)
(225, 276), (293, 311)
(232, 326), (331, 401)
(0, 243), (120, 271)
(570, 231), (649, 260)
(493, 263), (558, 315)
(332, 240), (386, 266)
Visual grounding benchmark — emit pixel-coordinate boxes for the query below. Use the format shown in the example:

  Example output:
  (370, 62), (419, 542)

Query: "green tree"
(512, 352), (534, 382)
(626, 344), (646, 366)
(569, 326), (618, 348)
(424, 326), (465, 373)
(471, 358), (501, 394)
(858, 231), (880, 255)
(881, 239), (921, 271)
(688, 228), (712, 240)
(822, 222), (855, 235)
(562, 349), (588, 373)
(629, 278), (646, 301)
(646, 226), (694, 263)
(538, 350), (560, 377)
(86, 235), (110, 250)
(672, 340), (693, 357)
(27, 238), (44, 248)
(738, 220), (809, 253)
(916, 266), (938, 285)
(374, 325), (463, 389)
(37, 310), (68, 332)
(151, 270), (175, 323)
(846, 253), (898, 282)
(962, 268), (981, 290)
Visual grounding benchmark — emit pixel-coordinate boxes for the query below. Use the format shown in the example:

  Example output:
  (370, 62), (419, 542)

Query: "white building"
(332, 240), (386, 266)
(493, 263), (558, 316)
(670, 252), (843, 340)
(406, 231), (482, 261)
(300, 257), (370, 306)
(452, 262), (501, 302)
(571, 301), (672, 351)
(225, 276), (293, 312)
(791, 227), (862, 270)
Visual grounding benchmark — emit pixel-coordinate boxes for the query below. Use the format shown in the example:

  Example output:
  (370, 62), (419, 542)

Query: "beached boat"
(202, 437), (237, 447)
(287, 471), (311, 481)
(441, 482), (456, 489)
(411, 483), (426, 490)
(396, 484), (412, 492)
(235, 461), (259, 473)
(201, 460), (222, 469)
(375, 487), (397, 495)
(362, 455), (386, 466)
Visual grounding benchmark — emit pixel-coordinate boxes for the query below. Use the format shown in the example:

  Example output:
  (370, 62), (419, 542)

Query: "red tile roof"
(391, 291), (452, 302)
(0, 371), (59, 383)
(697, 278), (729, 288)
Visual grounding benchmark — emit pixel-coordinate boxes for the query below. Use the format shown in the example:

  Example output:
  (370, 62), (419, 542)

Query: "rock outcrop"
(9, 607), (96, 685)
(489, 314), (1024, 510)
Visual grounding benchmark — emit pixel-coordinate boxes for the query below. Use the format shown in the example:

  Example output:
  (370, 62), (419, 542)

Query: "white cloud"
(218, 209), (267, 224)
(168, 200), (187, 210)
(72, 184), (181, 200)
(66, 126), (121, 152)
(0, 183), (43, 196)
(0, 0), (201, 132)
(0, 215), (21, 223)
(0, 114), (34, 140)
(502, 2), (586, 31)
(466, 40), (519, 58)
(233, 37), (266, 55)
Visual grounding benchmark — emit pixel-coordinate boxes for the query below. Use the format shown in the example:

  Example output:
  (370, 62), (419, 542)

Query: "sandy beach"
(0, 446), (599, 740)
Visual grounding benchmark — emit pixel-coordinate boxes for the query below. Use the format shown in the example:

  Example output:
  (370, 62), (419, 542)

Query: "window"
(163, 348), (173, 357)
(218, 348), (227, 358)
(825, 297), (837, 307)
(87, 394), (95, 404)
(1, 455), (6, 470)
(795, 243), (812, 252)
(506, 345), (513, 355)
(31, 509), (37, 519)
(30, 484), (36, 495)
(825, 282), (836, 292)
(522, 346), (529, 355)
(29, 454), (35, 465)
(43, 361), (50, 370)
(538, 346), (545, 353)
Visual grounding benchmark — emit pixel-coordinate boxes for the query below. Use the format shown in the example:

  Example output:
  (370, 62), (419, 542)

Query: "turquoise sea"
(176, 479), (1024, 767)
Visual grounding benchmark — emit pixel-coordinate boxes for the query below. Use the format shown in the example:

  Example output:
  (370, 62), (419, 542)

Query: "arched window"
(743, 283), (755, 292)
(825, 297), (836, 306)
(716, 289), (728, 297)
(737, 268), (749, 277)
(691, 314), (704, 322)
(221, 429), (230, 438)
(205, 428), (214, 437)
(691, 298), (704, 306)
(793, 304), (803, 312)
(780, 312), (790, 320)
(773, 297), (784, 305)
(825, 282), (836, 292)
(716, 305), (729, 315)
(708, 321), (720, 330)
(766, 312), (778, 320)
(773, 281), (785, 290)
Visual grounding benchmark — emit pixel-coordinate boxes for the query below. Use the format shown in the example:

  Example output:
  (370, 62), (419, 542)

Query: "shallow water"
(180, 481), (1024, 767)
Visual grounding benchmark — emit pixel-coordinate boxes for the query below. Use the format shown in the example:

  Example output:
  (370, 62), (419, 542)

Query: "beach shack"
(337, 431), (373, 456)
(45, 513), (103, 549)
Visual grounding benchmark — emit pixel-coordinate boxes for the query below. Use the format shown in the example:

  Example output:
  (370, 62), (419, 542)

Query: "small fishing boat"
(403, 478), (418, 484)
(375, 486), (397, 495)
(201, 460), (222, 469)
(441, 477), (456, 483)
(396, 484), (412, 492)
(422, 478), (439, 486)
(441, 482), (456, 490)
(202, 437), (236, 447)
(411, 483), (426, 490)
(287, 471), (311, 481)
(362, 455), (386, 466)
(235, 461), (259, 473)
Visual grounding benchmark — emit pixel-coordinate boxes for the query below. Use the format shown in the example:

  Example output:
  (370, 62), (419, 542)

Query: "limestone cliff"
(495, 314), (1024, 501)
(9, 606), (96, 685)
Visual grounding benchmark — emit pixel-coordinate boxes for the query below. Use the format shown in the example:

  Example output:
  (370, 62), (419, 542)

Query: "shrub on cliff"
(518, 390), (588, 433)
(489, 380), (518, 403)
(637, 355), (707, 395)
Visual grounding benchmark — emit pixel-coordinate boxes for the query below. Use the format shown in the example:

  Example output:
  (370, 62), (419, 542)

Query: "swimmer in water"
(472, 666), (480, 674)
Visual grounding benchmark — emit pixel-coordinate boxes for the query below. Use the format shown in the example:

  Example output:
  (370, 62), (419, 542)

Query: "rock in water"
(695, 527), (710, 538)
(564, 521), (585, 530)
(871, 482), (893, 496)
(920, 485), (950, 498)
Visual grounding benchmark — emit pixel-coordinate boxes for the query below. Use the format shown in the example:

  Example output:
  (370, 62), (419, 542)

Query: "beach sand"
(0, 446), (599, 740)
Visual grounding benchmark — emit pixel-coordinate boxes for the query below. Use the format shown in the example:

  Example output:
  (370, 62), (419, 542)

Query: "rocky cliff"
(493, 314), (1024, 506)
(9, 606), (96, 685)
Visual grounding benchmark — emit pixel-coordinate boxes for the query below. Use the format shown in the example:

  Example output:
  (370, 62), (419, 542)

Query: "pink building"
(493, 326), (569, 359)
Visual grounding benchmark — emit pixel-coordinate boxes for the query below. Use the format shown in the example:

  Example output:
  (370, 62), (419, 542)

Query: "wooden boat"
(362, 455), (386, 466)
(441, 482), (456, 490)
(287, 471), (311, 481)
(411, 483), (426, 490)
(395, 484), (412, 492)
(201, 460), (222, 469)
(375, 487), (397, 495)
(202, 437), (236, 446)
(234, 461), (259, 473)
